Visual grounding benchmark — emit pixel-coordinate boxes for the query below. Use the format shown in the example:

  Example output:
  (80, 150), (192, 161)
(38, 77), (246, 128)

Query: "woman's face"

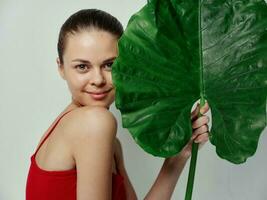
(57, 30), (118, 108)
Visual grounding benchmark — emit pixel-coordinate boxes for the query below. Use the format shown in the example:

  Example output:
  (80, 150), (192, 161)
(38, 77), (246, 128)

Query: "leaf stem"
(184, 97), (205, 200)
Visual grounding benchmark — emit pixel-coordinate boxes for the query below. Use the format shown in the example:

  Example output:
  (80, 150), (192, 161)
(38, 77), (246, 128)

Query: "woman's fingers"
(192, 124), (209, 135)
(187, 131), (209, 152)
(191, 101), (210, 121)
(191, 103), (200, 121)
(200, 101), (209, 115)
(192, 115), (210, 129)
(188, 101), (210, 151)
(194, 132), (209, 143)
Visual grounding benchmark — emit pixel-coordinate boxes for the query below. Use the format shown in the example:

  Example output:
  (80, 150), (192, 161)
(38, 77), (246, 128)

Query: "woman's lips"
(87, 89), (111, 100)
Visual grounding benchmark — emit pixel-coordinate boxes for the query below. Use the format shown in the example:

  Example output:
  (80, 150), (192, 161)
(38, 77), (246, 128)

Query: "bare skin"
(34, 29), (210, 200)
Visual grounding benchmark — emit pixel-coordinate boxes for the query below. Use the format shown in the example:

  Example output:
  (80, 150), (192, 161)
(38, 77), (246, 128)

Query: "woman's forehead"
(64, 30), (118, 63)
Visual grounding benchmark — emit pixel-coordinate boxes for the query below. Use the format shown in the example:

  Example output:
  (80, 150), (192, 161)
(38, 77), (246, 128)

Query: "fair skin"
(35, 29), (210, 200)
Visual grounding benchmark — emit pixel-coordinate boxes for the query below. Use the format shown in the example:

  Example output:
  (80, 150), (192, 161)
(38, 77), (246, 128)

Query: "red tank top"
(26, 109), (126, 200)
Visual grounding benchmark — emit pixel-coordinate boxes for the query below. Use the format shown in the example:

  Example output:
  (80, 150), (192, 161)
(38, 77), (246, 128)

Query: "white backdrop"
(1, 0), (267, 199)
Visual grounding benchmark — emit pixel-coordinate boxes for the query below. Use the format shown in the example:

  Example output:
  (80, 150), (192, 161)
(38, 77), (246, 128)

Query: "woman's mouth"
(87, 89), (112, 100)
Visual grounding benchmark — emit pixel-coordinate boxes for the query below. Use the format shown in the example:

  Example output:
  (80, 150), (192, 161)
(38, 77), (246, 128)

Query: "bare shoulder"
(61, 106), (117, 199)
(71, 105), (117, 126)
(62, 106), (117, 140)
(59, 105), (118, 159)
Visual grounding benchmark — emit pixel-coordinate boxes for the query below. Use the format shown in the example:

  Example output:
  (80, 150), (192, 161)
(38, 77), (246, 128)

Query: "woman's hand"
(144, 102), (210, 200)
(179, 101), (210, 159)
(144, 101), (210, 200)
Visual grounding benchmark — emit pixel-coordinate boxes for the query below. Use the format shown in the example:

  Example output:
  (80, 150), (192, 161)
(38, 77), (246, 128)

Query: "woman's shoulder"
(68, 105), (117, 122)
(61, 105), (117, 142)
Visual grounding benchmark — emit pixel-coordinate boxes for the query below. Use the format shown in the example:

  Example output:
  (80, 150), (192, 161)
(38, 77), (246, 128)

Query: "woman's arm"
(67, 106), (117, 200)
(114, 138), (138, 200)
(144, 102), (210, 200)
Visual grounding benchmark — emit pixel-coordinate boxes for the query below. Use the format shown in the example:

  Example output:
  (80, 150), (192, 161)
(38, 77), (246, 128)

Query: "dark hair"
(57, 9), (123, 64)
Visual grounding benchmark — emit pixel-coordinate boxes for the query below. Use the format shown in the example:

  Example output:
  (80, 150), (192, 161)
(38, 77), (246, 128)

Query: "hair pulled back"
(57, 9), (123, 63)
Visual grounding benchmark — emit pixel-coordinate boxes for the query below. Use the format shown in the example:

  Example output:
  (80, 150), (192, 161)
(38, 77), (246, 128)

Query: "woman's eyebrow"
(71, 57), (117, 63)
(71, 59), (91, 63)
(102, 57), (117, 63)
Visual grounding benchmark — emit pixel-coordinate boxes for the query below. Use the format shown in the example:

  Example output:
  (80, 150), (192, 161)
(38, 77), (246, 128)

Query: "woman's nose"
(90, 68), (106, 86)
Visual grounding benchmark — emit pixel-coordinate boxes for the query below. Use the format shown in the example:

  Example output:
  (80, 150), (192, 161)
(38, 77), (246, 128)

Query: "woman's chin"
(86, 101), (112, 109)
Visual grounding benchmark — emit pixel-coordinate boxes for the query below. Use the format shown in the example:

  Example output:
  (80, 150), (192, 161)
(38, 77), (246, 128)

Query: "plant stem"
(184, 97), (205, 200)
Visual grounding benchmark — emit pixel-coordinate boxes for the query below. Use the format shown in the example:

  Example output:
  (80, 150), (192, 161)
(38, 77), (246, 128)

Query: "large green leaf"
(112, 0), (267, 164)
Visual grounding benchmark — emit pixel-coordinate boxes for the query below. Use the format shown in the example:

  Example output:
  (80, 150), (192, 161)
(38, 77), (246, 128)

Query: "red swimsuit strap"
(33, 109), (75, 156)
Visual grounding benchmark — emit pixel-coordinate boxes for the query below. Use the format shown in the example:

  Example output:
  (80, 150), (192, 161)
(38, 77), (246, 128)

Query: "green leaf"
(112, 0), (267, 164)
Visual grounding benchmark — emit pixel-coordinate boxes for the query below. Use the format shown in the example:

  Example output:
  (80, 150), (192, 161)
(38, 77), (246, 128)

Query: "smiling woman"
(25, 7), (210, 200)
(57, 30), (117, 107)
(25, 9), (132, 200)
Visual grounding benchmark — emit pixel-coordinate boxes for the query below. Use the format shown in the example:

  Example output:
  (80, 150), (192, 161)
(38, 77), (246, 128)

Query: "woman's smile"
(86, 88), (113, 100)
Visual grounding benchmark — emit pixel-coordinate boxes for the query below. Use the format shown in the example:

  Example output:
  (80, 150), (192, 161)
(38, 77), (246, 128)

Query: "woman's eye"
(76, 64), (88, 71)
(105, 62), (113, 70)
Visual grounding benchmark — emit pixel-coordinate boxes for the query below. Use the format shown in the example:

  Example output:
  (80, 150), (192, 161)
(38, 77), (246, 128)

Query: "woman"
(26, 9), (210, 200)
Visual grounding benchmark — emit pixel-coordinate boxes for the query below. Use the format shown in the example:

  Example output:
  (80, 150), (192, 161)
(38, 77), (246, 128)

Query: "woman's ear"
(57, 57), (66, 80)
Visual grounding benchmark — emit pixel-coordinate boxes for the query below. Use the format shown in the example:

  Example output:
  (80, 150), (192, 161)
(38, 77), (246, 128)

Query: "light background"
(1, 0), (267, 199)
